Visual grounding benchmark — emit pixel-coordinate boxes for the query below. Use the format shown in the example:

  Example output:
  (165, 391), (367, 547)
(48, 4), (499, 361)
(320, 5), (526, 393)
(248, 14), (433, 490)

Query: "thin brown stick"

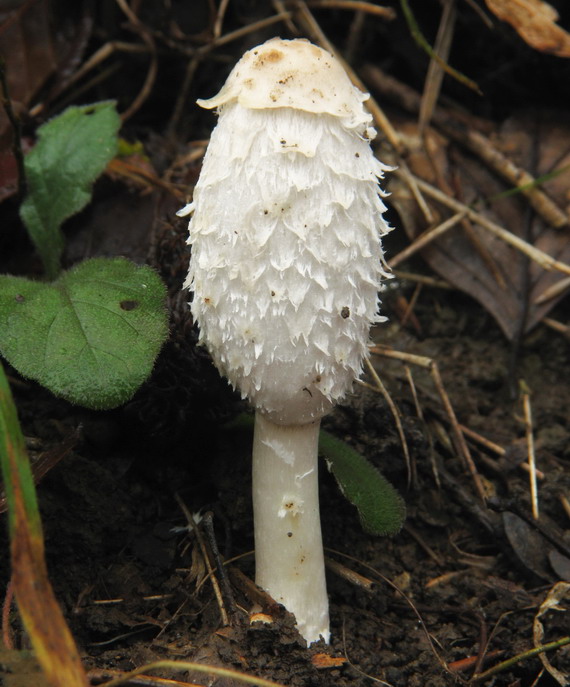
(388, 210), (467, 268)
(458, 128), (569, 229)
(458, 424), (505, 456)
(459, 423), (545, 479)
(168, 54), (200, 134)
(405, 365), (423, 420)
(213, 0), (231, 38)
(306, 0), (396, 19)
(174, 495), (229, 627)
(534, 276), (570, 304)
(371, 345), (487, 502)
(114, 0), (158, 121)
(207, 11), (294, 50)
(522, 390), (539, 519)
(430, 364), (486, 502)
(400, 282), (422, 328)
(396, 160), (434, 222)
(560, 493), (570, 521)
(361, 358), (412, 486)
(325, 557), (375, 591)
(404, 172), (570, 276)
(392, 269), (452, 289)
(542, 317), (569, 337)
(272, 0), (300, 33)
(364, 63), (569, 229)
(419, 0), (456, 132)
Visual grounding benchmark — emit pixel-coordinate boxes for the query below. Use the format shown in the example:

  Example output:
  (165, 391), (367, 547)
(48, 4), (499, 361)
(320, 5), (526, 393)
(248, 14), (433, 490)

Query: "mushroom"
(178, 37), (392, 644)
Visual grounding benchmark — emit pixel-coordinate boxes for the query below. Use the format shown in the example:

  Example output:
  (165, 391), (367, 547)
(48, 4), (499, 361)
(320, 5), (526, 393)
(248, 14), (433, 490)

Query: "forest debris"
(371, 345), (487, 502)
(363, 64), (570, 338)
(325, 557), (376, 591)
(418, 0), (457, 131)
(306, 1), (396, 19)
(311, 652), (348, 669)
(485, 0), (570, 57)
(521, 386), (539, 519)
(533, 582), (570, 686)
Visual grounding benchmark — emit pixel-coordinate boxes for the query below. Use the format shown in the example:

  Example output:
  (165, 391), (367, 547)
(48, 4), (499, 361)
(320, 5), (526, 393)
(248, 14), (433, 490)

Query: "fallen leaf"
(392, 112), (570, 339)
(311, 653), (348, 669)
(533, 582), (570, 685)
(485, 0), (570, 57)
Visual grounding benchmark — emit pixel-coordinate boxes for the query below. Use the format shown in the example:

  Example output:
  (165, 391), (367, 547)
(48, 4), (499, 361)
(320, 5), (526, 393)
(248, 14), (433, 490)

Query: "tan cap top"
(197, 37), (370, 124)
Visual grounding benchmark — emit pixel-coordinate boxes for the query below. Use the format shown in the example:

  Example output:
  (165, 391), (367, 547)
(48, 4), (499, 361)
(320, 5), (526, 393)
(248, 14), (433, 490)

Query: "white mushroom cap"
(184, 38), (392, 426)
(197, 37), (372, 129)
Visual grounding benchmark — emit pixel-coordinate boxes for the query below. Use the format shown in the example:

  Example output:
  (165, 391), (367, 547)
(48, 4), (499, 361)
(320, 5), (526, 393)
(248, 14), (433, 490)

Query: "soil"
(1, 3), (570, 687)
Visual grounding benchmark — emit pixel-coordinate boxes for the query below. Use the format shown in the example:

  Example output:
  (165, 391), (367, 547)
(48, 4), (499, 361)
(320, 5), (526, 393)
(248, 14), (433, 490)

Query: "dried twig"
(306, 0), (396, 19)
(392, 269), (452, 289)
(402, 172), (570, 276)
(325, 557), (376, 591)
(213, 0), (231, 39)
(364, 64), (569, 229)
(534, 276), (570, 304)
(388, 210), (467, 268)
(360, 358), (412, 486)
(419, 0), (456, 132)
(114, 0), (158, 121)
(174, 495), (229, 628)
(521, 386), (539, 519)
(371, 345), (487, 502)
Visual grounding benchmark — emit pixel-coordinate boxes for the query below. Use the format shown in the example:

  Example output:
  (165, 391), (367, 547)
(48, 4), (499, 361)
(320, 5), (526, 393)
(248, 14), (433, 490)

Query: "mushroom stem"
(252, 411), (329, 644)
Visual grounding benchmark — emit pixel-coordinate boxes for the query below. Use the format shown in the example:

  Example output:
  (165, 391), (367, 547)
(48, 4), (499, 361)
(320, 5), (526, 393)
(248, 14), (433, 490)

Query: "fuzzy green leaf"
(319, 430), (406, 536)
(0, 258), (168, 409)
(19, 101), (121, 279)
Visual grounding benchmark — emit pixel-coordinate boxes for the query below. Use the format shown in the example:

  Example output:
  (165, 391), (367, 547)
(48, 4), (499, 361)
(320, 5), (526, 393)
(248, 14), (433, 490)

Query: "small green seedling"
(0, 101), (168, 409)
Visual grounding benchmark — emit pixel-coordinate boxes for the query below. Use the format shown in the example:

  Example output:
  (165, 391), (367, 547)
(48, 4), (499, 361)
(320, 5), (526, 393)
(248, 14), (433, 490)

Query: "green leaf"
(19, 101), (121, 279)
(0, 258), (168, 410)
(319, 430), (406, 536)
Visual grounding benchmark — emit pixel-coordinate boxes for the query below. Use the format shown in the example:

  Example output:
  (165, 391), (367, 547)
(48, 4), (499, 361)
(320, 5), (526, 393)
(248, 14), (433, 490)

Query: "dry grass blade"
(419, 0), (457, 132)
(327, 548), (451, 675)
(521, 387), (539, 520)
(325, 557), (375, 591)
(306, 0), (396, 19)
(97, 660), (288, 687)
(360, 357), (412, 486)
(392, 269), (452, 289)
(370, 346), (487, 502)
(534, 276), (570, 303)
(456, 128), (569, 229)
(114, 0), (158, 122)
(388, 210), (467, 268)
(403, 172), (570, 276)
(213, 0), (231, 38)
(174, 495), (229, 628)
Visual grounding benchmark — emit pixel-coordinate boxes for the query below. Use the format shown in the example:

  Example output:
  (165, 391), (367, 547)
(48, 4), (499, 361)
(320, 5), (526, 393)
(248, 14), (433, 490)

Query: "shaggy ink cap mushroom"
(179, 37), (393, 645)
(181, 37), (392, 427)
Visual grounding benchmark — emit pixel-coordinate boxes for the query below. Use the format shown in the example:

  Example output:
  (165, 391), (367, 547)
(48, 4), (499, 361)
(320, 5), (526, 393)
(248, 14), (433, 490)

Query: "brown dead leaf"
(392, 112), (570, 339)
(485, 0), (570, 57)
(311, 653), (348, 669)
(0, 0), (91, 197)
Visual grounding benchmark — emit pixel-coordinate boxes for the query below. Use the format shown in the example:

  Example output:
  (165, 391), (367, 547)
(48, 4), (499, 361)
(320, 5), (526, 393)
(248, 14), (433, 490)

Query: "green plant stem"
(0, 56), (27, 198)
(471, 636), (570, 682)
(398, 0), (481, 94)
